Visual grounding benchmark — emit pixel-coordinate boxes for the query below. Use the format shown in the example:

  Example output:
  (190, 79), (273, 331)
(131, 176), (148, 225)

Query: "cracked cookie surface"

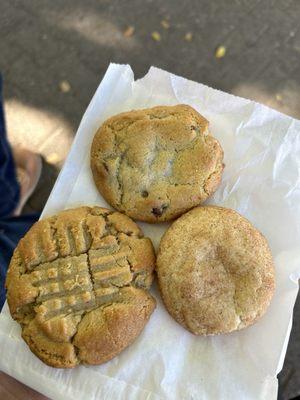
(91, 104), (224, 222)
(156, 206), (275, 335)
(6, 206), (156, 368)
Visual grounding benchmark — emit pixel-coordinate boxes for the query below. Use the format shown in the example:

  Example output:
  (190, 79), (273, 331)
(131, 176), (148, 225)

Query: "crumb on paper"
(59, 80), (71, 93)
(151, 31), (161, 41)
(215, 45), (226, 58)
(123, 26), (135, 37)
(184, 32), (193, 41)
(161, 20), (170, 29)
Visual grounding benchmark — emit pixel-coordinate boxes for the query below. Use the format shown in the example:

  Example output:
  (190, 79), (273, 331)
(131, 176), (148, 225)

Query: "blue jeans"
(0, 75), (39, 309)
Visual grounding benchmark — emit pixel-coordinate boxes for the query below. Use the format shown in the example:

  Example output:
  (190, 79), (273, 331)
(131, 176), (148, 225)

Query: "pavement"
(0, 0), (299, 398)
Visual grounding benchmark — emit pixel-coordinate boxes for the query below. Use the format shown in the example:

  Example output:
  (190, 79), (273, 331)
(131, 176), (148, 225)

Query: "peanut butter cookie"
(6, 206), (156, 367)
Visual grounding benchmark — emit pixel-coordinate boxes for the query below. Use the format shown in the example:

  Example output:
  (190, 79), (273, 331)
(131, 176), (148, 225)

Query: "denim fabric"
(0, 74), (20, 219)
(0, 215), (39, 308)
(0, 75), (39, 309)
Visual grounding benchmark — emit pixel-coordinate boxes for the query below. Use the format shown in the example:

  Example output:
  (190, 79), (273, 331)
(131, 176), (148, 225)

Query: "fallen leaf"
(123, 26), (135, 37)
(151, 31), (161, 41)
(215, 45), (226, 58)
(184, 32), (193, 41)
(59, 80), (71, 93)
(161, 20), (170, 29)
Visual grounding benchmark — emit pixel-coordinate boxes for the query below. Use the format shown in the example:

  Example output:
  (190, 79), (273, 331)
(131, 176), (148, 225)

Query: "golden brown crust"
(6, 206), (156, 368)
(156, 206), (275, 335)
(90, 105), (224, 222)
(73, 287), (155, 365)
(22, 319), (79, 368)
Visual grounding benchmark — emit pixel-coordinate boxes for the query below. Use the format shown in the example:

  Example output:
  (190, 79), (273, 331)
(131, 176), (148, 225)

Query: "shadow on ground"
(1, 0), (300, 136)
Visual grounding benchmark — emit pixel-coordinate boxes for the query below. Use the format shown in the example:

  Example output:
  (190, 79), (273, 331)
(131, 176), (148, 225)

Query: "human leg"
(0, 74), (20, 219)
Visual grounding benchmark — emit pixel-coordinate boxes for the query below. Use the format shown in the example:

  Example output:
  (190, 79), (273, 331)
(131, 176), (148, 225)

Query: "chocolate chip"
(141, 190), (149, 198)
(152, 207), (162, 217)
(151, 204), (168, 217)
(191, 125), (200, 134)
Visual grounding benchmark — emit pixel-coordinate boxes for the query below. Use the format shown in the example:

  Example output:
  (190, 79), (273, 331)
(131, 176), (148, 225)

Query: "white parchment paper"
(0, 63), (299, 400)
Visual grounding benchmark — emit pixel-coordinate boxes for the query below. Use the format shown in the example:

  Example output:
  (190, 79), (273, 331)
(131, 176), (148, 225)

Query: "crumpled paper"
(0, 63), (299, 400)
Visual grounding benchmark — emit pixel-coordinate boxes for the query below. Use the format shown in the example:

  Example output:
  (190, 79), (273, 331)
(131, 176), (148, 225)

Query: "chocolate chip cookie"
(91, 105), (224, 222)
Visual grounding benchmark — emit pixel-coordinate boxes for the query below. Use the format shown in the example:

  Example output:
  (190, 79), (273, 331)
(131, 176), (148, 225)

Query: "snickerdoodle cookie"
(91, 105), (224, 222)
(156, 206), (275, 335)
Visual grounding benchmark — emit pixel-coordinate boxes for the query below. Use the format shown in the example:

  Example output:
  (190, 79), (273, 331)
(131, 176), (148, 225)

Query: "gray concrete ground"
(0, 0), (299, 399)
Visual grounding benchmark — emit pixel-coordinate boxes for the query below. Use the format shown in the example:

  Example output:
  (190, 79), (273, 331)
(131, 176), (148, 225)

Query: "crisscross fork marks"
(8, 206), (154, 318)
(30, 241), (137, 320)
(30, 254), (95, 320)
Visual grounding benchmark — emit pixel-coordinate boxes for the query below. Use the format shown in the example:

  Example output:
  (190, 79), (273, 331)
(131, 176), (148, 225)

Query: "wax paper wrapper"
(0, 64), (299, 400)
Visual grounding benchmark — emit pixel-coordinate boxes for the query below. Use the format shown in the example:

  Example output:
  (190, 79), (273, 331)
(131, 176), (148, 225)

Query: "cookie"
(6, 206), (156, 368)
(91, 104), (224, 222)
(156, 206), (275, 335)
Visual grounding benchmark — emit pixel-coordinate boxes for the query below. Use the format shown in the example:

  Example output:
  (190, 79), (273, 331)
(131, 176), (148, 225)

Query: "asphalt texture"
(0, 1), (299, 399)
